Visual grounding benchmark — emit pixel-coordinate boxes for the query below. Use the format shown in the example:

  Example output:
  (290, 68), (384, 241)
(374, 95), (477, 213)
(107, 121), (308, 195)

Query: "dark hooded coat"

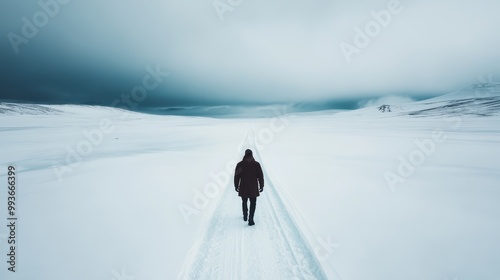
(234, 155), (264, 198)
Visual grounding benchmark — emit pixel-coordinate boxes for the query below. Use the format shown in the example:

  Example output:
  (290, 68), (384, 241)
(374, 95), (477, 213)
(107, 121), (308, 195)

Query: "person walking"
(234, 149), (264, 226)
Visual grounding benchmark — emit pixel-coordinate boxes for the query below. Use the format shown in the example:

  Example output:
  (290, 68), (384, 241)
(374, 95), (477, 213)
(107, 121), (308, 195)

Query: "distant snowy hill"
(404, 96), (500, 117)
(350, 83), (500, 118)
(0, 103), (63, 115)
(0, 102), (132, 116)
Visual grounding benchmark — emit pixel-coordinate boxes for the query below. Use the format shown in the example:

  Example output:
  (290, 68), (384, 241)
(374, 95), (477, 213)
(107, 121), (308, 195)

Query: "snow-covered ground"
(1, 87), (499, 280)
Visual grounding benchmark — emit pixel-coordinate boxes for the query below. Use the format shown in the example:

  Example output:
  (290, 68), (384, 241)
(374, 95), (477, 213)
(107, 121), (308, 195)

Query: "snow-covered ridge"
(0, 102), (63, 115)
(405, 96), (500, 117)
(0, 102), (134, 116)
(352, 83), (500, 118)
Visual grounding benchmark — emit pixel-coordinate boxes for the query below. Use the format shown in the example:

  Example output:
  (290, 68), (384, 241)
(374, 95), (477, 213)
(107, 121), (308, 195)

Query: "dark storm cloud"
(1, 0), (500, 108)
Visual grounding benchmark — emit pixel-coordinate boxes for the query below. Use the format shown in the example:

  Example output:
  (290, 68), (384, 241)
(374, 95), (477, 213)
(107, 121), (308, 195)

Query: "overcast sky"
(1, 0), (499, 108)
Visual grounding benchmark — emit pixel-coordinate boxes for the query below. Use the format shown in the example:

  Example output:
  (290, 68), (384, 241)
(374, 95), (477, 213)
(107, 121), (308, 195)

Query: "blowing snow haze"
(1, 0), (500, 110)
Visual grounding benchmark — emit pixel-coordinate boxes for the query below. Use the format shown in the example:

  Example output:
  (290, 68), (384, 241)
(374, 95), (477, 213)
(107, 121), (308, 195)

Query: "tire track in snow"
(177, 133), (327, 279)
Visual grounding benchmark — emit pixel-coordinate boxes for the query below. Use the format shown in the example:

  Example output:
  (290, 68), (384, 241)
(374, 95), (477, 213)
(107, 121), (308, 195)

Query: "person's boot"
(248, 199), (256, 225)
(242, 198), (249, 222)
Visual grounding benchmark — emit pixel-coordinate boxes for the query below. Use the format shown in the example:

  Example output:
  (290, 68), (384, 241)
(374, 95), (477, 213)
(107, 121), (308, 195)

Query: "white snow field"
(1, 86), (500, 280)
(178, 139), (329, 280)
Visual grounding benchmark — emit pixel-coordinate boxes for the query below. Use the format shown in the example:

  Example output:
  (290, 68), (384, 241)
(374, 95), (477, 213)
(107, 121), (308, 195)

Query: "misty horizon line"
(0, 94), (438, 109)
(3, 80), (498, 117)
(1, 94), (441, 118)
(4, 82), (494, 111)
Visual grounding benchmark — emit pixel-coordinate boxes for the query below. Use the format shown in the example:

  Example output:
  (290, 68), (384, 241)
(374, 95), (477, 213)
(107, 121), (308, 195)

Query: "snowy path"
(178, 150), (327, 279)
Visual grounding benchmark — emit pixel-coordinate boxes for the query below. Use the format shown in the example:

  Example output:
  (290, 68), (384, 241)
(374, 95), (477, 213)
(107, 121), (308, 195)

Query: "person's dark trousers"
(241, 197), (257, 220)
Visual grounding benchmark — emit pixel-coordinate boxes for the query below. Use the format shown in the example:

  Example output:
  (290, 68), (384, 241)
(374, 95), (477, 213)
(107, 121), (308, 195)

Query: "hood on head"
(243, 149), (254, 161)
